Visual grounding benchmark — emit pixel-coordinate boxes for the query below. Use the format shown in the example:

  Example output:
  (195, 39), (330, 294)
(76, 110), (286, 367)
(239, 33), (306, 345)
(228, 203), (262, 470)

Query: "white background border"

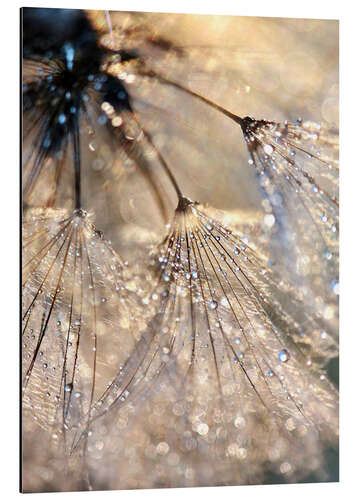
(2, 1), (354, 498)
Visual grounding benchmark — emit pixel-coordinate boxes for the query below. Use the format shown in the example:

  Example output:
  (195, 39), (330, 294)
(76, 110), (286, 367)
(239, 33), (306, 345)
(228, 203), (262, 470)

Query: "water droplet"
(64, 383), (73, 393)
(197, 423), (209, 436)
(156, 442), (170, 455)
(98, 114), (107, 125)
(278, 349), (290, 363)
(234, 416), (245, 428)
(264, 214), (275, 228)
(263, 144), (273, 155)
(209, 300), (217, 310)
(94, 230), (103, 239)
(112, 116), (123, 127)
(331, 280), (339, 295)
(280, 462), (292, 474)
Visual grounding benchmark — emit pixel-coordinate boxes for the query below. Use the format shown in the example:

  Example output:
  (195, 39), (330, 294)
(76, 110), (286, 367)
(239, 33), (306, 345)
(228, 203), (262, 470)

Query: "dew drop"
(197, 423), (209, 436)
(264, 214), (275, 228)
(263, 144), (273, 155)
(278, 349), (290, 363)
(234, 416), (245, 428)
(58, 113), (67, 124)
(331, 280), (339, 295)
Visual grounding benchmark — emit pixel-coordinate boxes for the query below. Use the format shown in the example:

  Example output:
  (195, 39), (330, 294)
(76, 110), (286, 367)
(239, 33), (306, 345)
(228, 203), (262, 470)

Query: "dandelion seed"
(91, 195), (338, 489)
(235, 117), (339, 306)
(22, 208), (149, 444)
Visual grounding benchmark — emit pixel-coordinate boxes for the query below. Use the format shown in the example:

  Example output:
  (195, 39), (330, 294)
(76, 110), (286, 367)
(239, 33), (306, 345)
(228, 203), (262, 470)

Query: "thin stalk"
(140, 69), (244, 126)
(72, 117), (81, 210)
(142, 128), (184, 202)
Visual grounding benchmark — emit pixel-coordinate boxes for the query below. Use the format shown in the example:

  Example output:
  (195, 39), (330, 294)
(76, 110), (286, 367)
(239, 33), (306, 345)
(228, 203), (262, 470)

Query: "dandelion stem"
(143, 128), (184, 201)
(72, 115), (81, 210)
(140, 69), (244, 125)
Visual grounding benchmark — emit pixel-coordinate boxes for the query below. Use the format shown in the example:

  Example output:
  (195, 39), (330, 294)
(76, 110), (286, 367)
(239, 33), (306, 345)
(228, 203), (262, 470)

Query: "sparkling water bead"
(209, 300), (218, 310)
(278, 349), (290, 363)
